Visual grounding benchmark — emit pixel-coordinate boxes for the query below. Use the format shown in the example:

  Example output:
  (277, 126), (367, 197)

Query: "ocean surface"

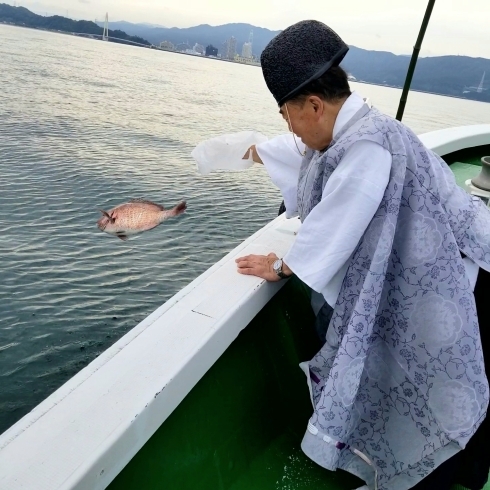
(0, 24), (489, 435)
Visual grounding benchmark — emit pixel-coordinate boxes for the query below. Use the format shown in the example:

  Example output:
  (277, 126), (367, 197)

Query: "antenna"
(396, 0), (436, 121)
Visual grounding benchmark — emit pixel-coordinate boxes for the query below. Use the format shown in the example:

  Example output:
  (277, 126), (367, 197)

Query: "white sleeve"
(256, 134), (305, 218)
(283, 140), (392, 306)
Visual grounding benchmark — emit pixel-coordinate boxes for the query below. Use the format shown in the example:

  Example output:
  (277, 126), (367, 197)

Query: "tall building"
(193, 43), (205, 55)
(241, 42), (252, 59)
(205, 45), (218, 57)
(176, 42), (191, 52)
(229, 37), (237, 59)
(160, 40), (174, 51)
(222, 36), (237, 60)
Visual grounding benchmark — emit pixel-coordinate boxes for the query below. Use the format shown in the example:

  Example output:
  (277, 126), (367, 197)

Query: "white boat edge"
(0, 124), (489, 490)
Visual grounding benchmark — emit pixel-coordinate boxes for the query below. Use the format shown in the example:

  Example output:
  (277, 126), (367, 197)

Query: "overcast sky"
(11, 0), (490, 58)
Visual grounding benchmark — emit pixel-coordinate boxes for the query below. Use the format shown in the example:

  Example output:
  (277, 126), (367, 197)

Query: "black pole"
(396, 0), (436, 121)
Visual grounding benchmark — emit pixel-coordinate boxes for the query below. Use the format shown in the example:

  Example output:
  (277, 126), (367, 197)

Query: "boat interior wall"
(439, 143), (490, 168)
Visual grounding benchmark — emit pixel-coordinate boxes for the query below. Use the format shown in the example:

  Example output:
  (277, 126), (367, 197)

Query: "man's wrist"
(282, 261), (293, 277)
(272, 258), (293, 279)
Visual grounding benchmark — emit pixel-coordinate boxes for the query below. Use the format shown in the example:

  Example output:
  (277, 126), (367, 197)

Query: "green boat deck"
(108, 144), (490, 490)
(445, 144), (490, 188)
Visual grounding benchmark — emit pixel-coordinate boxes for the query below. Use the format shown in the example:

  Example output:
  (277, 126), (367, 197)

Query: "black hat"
(261, 20), (349, 106)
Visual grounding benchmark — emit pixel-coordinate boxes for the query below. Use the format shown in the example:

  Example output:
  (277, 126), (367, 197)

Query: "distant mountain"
(98, 21), (280, 58)
(2, 4), (488, 103)
(103, 20), (167, 31)
(342, 47), (490, 102)
(137, 22), (167, 28)
(0, 4), (151, 47)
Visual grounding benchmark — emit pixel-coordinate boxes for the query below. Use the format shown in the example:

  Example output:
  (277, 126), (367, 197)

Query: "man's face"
(280, 96), (335, 151)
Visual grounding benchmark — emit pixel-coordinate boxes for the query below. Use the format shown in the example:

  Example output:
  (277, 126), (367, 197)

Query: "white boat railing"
(418, 123), (490, 156)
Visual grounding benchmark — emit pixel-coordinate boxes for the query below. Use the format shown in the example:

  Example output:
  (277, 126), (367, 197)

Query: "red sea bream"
(97, 199), (187, 241)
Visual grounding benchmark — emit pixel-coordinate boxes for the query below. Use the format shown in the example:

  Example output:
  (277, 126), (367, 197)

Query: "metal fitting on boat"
(471, 156), (490, 191)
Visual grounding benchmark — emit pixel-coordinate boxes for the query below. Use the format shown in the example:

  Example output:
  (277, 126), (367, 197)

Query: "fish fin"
(99, 209), (115, 223)
(116, 234), (128, 241)
(129, 198), (164, 210)
(168, 201), (187, 218)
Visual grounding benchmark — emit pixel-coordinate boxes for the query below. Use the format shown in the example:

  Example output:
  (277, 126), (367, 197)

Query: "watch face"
(273, 259), (282, 272)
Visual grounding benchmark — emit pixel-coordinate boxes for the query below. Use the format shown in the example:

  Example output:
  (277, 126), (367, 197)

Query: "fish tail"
(169, 201), (187, 217)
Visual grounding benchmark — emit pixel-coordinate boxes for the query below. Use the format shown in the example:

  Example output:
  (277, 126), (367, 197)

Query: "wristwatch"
(272, 258), (290, 279)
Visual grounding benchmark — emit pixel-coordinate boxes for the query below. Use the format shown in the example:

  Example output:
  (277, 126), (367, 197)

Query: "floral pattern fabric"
(297, 104), (490, 489)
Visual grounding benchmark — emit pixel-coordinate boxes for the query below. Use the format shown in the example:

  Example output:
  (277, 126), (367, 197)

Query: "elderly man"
(236, 20), (490, 490)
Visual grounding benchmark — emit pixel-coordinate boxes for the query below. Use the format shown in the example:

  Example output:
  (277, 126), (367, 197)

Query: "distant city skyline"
(156, 35), (257, 64)
(5, 0), (490, 58)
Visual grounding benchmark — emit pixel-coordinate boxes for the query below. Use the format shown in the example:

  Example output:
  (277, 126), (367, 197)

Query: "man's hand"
(242, 145), (263, 164)
(235, 253), (292, 281)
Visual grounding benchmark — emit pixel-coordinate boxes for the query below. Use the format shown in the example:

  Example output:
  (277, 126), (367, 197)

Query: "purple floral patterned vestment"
(298, 103), (490, 490)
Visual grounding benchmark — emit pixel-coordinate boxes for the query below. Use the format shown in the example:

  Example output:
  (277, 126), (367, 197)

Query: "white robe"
(256, 91), (479, 307)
